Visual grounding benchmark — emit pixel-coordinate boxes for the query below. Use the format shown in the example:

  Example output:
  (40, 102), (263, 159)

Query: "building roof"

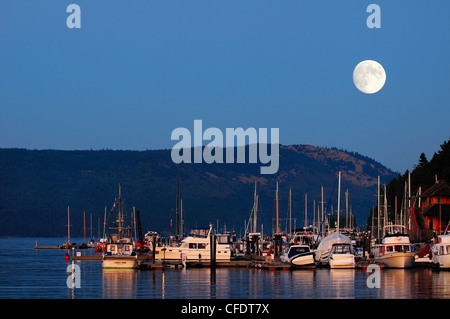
(421, 181), (450, 198)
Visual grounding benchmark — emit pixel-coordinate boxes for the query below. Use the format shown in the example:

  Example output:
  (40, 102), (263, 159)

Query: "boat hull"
(157, 247), (231, 261)
(289, 253), (316, 268)
(329, 254), (355, 269)
(432, 254), (450, 270)
(375, 252), (415, 268)
(102, 256), (138, 269)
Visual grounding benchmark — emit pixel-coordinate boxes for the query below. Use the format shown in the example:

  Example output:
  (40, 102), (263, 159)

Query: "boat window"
(440, 246), (444, 255)
(395, 245), (403, 252)
(189, 243), (197, 249)
(333, 245), (352, 254)
(446, 246), (450, 255)
(198, 243), (207, 249)
(125, 245), (130, 251)
(110, 245), (116, 252)
(386, 246), (393, 252)
(403, 245), (410, 252)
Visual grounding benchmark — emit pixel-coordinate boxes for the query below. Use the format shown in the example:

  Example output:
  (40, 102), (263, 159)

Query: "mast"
(103, 206), (107, 239)
(83, 211), (86, 244)
(377, 175), (380, 239)
(289, 188), (292, 239)
(304, 193), (308, 228)
(384, 185), (388, 233)
(67, 206), (71, 245)
(321, 186), (324, 237)
(118, 184), (123, 240)
(176, 169), (180, 240)
(345, 189), (349, 231)
(276, 182), (279, 235)
(337, 171), (341, 233)
(180, 199), (183, 237)
(253, 180), (258, 234)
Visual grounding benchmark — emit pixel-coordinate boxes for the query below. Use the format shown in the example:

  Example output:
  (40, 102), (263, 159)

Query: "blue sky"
(0, 1), (448, 173)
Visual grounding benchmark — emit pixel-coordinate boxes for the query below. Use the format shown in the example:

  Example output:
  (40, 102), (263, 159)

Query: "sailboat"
(315, 172), (356, 268)
(102, 185), (138, 269)
(59, 206), (73, 249)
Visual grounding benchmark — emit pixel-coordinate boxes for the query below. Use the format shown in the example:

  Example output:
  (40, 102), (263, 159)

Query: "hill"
(0, 145), (396, 237)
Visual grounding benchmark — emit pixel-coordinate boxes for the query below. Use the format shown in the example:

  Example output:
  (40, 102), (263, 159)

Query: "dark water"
(1, 238), (450, 299)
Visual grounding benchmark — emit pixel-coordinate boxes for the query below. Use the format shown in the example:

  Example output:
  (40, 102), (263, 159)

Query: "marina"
(3, 237), (450, 300)
(7, 171), (450, 301)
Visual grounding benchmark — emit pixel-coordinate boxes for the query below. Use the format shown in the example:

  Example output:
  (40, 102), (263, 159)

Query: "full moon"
(353, 60), (386, 94)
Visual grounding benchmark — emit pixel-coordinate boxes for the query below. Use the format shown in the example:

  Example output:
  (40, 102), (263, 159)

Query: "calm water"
(1, 238), (450, 299)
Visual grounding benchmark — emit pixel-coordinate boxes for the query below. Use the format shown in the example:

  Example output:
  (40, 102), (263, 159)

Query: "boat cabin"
(330, 243), (355, 255)
(286, 245), (311, 259)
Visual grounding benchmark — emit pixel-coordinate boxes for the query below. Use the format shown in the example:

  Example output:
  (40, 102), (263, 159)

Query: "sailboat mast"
(289, 188), (292, 239)
(118, 184), (123, 240)
(176, 169), (180, 239)
(253, 181), (258, 234)
(304, 193), (308, 228)
(67, 206), (70, 245)
(276, 182), (279, 235)
(337, 171), (341, 233)
(377, 175), (380, 239)
(321, 186), (324, 237)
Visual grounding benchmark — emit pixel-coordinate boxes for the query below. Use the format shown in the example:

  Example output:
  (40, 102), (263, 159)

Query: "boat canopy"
(315, 233), (351, 261)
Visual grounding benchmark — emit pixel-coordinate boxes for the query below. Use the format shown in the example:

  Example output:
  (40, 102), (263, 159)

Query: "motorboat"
(101, 184), (138, 269)
(431, 234), (450, 270)
(281, 245), (315, 268)
(155, 225), (231, 261)
(102, 237), (138, 269)
(315, 232), (355, 268)
(329, 243), (356, 269)
(373, 225), (415, 268)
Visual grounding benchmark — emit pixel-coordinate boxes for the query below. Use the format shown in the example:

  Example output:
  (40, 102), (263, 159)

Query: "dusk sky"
(0, 1), (448, 173)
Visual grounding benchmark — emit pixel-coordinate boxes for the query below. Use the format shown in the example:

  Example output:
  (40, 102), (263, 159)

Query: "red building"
(420, 180), (450, 234)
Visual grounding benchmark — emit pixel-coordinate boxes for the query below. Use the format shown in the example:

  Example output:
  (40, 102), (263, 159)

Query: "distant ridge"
(0, 145), (396, 237)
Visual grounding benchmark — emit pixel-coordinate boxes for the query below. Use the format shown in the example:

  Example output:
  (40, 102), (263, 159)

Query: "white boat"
(156, 225), (231, 261)
(102, 184), (138, 269)
(431, 234), (450, 270)
(281, 245), (316, 268)
(373, 225), (415, 268)
(102, 237), (138, 269)
(329, 243), (356, 269)
(315, 232), (355, 268)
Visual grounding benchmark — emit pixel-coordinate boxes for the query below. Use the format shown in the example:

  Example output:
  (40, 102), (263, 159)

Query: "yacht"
(155, 225), (231, 261)
(373, 225), (415, 268)
(431, 234), (450, 270)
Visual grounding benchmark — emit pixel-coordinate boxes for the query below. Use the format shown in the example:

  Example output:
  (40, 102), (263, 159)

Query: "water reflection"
(102, 269), (138, 298)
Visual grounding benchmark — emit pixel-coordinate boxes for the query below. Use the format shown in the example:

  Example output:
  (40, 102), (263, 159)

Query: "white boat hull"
(102, 255), (138, 269)
(432, 254), (450, 270)
(157, 247), (231, 261)
(289, 253), (315, 268)
(375, 252), (415, 268)
(329, 254), (355, 269)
